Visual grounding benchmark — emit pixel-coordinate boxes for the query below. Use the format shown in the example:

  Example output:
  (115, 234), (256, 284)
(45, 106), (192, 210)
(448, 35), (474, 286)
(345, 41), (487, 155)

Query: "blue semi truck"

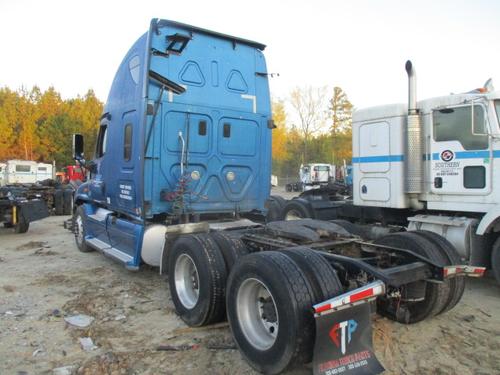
(70, 19), (485, 375)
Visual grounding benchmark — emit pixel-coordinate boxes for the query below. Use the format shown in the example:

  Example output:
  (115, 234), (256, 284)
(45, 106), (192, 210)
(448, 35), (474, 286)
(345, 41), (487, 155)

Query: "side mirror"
(73, 134), (84, 160)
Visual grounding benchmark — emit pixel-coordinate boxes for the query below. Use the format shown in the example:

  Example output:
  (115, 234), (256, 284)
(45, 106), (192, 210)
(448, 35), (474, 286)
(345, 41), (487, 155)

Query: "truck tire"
(168, 233), (227, 327)
(285, 184), (293, 192)
(265, 197), (283, 223)
(374, 232), (451, 323)
(211, 231), (248, 271)
(490, 236), (500, 285)
(279, 247), (343, 302)
(63, 189), (73, 215)
(73, 205), (92, 252)
(282, 199), (313, 220)
(270, 195), (286, 209)
(14, 211), (29, 234)
(226, 251), (316, 374)
(411, 230), (465, 314)
(329, 219), (363, 237)
(54, 189), (64, 215)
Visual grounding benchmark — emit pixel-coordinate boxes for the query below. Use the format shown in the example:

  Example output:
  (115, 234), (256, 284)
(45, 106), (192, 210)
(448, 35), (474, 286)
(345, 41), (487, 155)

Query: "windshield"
(313, 166), (330, 172)
(495, 100), (500, 127)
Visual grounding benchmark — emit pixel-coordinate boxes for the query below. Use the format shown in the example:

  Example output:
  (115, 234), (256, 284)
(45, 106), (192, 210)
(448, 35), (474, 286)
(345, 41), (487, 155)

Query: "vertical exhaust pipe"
(405, 60), (423, 205)
(406, 60), (418, 115)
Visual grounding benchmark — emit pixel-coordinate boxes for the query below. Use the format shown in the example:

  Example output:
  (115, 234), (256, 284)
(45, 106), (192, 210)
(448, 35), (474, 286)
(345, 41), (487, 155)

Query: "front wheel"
(73, 206), (92, 252)
(227, 251), (316, 374)
(491, 237), (500, 284)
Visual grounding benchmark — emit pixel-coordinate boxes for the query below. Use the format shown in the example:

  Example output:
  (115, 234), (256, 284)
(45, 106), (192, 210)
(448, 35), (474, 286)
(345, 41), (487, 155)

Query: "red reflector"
(349, 288), (373, 303)
(315, 304), (331, 314)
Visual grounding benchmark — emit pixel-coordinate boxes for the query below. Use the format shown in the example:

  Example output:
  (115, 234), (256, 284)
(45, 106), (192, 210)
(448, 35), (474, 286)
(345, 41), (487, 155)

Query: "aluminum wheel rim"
(285, 209), (303, 221)
(75, 215), (84, 245)
(174, 254), (200, 309)
(236, 278), (279, 350)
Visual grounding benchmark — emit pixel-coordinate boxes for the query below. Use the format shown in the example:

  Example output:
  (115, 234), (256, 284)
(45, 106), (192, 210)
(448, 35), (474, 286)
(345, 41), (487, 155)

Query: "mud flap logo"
(313, 303), (384, 375)
(330, 320), (358, 355)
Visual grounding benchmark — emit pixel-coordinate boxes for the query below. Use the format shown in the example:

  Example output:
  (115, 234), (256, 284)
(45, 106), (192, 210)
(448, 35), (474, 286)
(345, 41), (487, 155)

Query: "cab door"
(430, 103), (491, 195)
(89, 122), (108, 203)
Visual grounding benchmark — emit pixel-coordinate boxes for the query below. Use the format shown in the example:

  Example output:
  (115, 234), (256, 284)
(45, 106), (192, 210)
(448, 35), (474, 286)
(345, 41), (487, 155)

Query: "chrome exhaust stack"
(405, 60), (423, 207)
(406, 60), (418, 115)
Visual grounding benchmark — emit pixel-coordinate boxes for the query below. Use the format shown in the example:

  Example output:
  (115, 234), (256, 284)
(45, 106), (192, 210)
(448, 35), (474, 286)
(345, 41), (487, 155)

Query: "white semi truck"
(281, 61), (500, 283)
(286, 163), (335, 192)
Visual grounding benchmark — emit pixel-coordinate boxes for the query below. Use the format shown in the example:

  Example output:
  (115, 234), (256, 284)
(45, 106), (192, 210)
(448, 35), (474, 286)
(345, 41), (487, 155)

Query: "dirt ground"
(1, 211), (499, 375)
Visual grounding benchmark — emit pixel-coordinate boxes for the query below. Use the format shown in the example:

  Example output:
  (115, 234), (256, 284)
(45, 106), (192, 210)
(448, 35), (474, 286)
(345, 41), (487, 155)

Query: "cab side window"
(123, 123), (133, 161)
(433, 105), (488, 150)
(95, 124), (108, 158)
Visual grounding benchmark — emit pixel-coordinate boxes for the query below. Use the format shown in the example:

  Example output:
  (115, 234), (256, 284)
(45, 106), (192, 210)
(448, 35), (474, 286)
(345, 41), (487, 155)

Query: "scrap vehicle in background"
(285, 163), (335, 192)
(0, 160), (76, 232)
(0, 160), (54, 185)
(68, 20), (484, 375)
(55, 165), (85, 185)
(0, 184), (49, 233)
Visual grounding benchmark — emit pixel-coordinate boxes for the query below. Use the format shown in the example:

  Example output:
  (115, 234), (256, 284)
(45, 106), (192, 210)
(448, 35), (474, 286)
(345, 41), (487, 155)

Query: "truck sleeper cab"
(73, 19), (272, 270)
(71, 25), (483, 375)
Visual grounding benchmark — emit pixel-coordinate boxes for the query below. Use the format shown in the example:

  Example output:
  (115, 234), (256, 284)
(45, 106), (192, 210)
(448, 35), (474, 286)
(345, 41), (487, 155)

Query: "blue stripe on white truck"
(354, 150), (500, 163)
(432, 150), (500, 160)
(352, 155), (404, 163)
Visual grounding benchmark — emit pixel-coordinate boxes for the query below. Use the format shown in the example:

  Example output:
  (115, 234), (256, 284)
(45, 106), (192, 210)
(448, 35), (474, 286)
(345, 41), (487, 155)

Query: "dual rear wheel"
(226, 249), (343, 374)
(375, 230), (465, 323)
(168, 234), (343, 374)
(168, 229), (465, 373)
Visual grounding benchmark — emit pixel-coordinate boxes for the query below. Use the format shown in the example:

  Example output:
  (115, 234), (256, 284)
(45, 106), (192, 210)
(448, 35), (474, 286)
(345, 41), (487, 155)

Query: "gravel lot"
(0, 209), (499, 375)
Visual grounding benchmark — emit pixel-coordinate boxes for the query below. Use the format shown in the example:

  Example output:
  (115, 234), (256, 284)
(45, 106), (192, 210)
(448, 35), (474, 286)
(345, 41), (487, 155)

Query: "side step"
(87, 208), (114, 222)
(85, 237), (136, 269)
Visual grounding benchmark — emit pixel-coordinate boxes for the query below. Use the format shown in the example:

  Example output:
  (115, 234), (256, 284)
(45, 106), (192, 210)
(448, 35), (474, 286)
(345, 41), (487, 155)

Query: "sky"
(1, 0), (499, 110)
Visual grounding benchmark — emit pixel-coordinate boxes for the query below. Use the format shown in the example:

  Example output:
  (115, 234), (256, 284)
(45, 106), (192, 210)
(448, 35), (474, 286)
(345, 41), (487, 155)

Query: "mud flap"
(18, 200), (50, 222)
(313, 303), (384, 375)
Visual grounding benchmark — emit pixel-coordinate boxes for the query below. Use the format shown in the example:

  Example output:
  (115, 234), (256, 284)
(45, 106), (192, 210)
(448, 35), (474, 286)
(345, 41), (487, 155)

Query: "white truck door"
(300, 166), (310, 184)
(430, 103), (491, 195)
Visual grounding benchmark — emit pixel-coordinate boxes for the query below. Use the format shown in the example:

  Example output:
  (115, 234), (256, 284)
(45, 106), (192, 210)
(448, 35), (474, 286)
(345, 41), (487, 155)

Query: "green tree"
(329, 87), (353, 164)
(0, 85), (103, 167)
(66, 89), (102, 159)
(271, 100), (289, 176)
(289, 86), (329, 163)
(37, 113), (80, 167)
(0, 88), (17, 159)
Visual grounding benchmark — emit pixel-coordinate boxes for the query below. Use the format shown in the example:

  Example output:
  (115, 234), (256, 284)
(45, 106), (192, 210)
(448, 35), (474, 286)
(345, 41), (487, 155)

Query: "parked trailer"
(280, 61), (500, 285)
(69, 20), (484, 374)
